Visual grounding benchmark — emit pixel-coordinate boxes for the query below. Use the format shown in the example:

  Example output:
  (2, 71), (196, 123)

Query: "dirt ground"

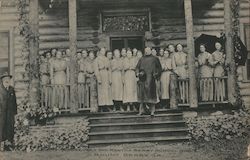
(0, 141), (249, 160)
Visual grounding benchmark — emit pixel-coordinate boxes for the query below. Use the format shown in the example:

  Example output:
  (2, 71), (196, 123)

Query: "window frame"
(0, 27), (14, 79)
(239, 22), (250, 81)
(110, 36), (144, 51)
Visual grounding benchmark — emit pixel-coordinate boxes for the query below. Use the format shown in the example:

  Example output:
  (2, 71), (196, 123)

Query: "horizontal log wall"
(238, 0), (250, 108)
(0, 0), (30, 107)
(151, 0), (250, 49)
(38, 0), (250, 52)
(38, 7), (99, 53)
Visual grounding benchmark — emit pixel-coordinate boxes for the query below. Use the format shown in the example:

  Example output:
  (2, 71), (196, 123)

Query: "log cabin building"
(0, 0), (250, 145)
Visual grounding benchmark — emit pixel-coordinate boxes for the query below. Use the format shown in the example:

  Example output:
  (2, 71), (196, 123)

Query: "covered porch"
(28, 0), (238, 114)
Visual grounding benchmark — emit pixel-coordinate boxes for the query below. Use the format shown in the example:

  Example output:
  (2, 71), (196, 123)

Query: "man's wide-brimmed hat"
(138, 69), (146, 82)
(0, 72), (12, 79)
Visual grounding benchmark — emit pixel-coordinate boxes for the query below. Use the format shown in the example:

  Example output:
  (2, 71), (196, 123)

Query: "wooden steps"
(89, 127), (188, 136)
(88, 136), (190, 145)
(89, 128), (188, 141)
(89, 113), (184, 124)
(87, 111), (190, 146)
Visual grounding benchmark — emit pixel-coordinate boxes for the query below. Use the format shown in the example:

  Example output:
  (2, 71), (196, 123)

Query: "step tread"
(87, 136), (191, 144)
(89, 120), (186, 127)
(30, 124), (72, 129)
(89, 109), (182, 116)
(89, 113), (183, 120)
(89, 127), (188, 136)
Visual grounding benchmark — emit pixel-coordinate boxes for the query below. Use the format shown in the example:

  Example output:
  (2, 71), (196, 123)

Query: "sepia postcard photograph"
(0, 0), (250, 159)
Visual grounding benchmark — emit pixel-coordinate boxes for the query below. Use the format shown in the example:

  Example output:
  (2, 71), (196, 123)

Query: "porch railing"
(198, 76), (228, 103)
(41, 76), (229, 113)
(170, 74), (228, 108)
(41, 83), (92, 113)
(41, 84), (70, 113)
(170, 74), (189, 108)
(177, 78), (189, 105)
(77, 83), (93, 111)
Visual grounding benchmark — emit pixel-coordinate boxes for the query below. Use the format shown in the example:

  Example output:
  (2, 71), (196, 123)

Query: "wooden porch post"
(184, 0), (198, 108)
(68, 0), (78, 113)
(224, 0), (237, 105)
(29, 0), (40, 108)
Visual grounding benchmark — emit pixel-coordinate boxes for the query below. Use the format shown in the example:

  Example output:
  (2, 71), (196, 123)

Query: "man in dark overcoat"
(0, 72), (17, 150)
(136, 47), (162, 116)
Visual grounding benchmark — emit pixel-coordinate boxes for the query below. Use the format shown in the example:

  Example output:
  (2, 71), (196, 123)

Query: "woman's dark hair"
(167, 44), (174, 48)
(105, 50), (113, 56)
(50, 48), (57, 52)
(176, 43), (183, 47)
(200, 43), (206, 48)
(88, 51), (96, 57)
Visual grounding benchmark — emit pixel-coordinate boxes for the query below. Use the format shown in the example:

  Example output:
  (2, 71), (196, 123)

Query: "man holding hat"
(136, 47), (162, 116)
(0, 72), (17, 150)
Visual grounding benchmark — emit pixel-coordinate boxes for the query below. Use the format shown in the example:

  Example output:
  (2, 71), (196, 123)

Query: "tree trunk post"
(224, 0), (237, 105)
(29, 0), (40, 109)
(68, 0), (78, 113)
(184, 0), (198, 108)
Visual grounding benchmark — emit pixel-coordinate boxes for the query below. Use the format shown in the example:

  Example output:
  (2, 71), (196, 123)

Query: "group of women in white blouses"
(39, 42), (226, 112)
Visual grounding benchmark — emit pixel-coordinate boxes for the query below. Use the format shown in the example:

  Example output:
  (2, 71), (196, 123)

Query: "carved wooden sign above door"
(101, 9), (151, 33)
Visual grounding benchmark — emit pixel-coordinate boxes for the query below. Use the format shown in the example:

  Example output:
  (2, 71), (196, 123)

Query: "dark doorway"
(110, 36), (144, 52)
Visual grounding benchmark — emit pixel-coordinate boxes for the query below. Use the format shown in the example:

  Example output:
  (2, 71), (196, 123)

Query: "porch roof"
(39, 0), (220, 10)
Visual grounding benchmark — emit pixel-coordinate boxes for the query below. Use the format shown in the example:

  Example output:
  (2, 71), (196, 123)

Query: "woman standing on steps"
(172, 44), (189, 103)
(123, 50), (138, 112)
(212, 42), (226, 101)
(85, 51), (98, 112)
(76, 51), (85, 109)
(50, 50), (69, 111)
(40, 53), (50, 108)
(160, 50), (172, 108)
(168, 44), (176, 58)
(120, 48), (127, 112)
(111, 49), (124, 112)
(106, 51), (114, 111)
(94, 48), (113, 112)
(198, 44), (214, 101)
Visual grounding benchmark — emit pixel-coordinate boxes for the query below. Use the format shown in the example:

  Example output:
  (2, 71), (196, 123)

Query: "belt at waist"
(54, 71), (66, 74)
(87, 72), (94, 74)
(176, 65), (186, 67)
(112, 70), (122, 72)
(41, 73), (50, 75)
(99, 68), (108, 71)
(125, 69), (135, 71)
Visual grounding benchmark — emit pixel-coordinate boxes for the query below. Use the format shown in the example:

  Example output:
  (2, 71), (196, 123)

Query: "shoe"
(137, 112), (143, 116)
(120, 107), (125, 112)
(0, 142), (4, 151)
(127, 106), (131, 112)
(133, 106), (137, 112)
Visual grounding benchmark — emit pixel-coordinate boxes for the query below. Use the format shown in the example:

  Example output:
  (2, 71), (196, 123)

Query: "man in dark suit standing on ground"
(0, 72), (17, 151)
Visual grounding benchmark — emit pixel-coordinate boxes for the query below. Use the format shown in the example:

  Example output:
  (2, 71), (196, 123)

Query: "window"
(0, 29), (13, 77)
(244, 24), (250, 80)
(110, 36), (144, 51)
(0, 31), (10, 74)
